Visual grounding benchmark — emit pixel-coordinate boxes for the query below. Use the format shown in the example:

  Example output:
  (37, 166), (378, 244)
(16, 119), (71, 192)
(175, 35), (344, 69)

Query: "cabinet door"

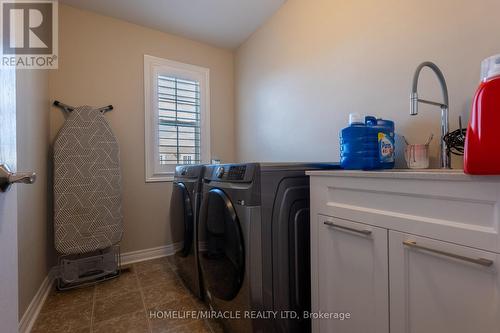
(389, 231), (500, 333)
(316, 216), (389, 333)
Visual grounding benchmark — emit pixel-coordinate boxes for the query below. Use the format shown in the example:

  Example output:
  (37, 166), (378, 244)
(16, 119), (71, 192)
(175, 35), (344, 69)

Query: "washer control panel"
(206, 164), (253, 182)
(227, 165), (247, 180)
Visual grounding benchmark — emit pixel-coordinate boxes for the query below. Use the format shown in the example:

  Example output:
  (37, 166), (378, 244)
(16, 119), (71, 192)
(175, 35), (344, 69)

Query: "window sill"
(145, 175), (174, 183)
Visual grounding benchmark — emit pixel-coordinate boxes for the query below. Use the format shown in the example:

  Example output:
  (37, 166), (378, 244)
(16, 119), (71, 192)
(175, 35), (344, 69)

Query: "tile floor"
(32, 257), (223, 333)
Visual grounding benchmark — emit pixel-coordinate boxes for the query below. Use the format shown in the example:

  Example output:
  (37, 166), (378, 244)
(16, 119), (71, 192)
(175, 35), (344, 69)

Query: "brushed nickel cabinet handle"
(323, 221), (372, 236)
(403, 240), (494, 267)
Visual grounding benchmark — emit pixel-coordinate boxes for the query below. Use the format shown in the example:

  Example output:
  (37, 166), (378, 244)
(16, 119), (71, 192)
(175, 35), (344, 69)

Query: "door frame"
(0, 67), (20, 333)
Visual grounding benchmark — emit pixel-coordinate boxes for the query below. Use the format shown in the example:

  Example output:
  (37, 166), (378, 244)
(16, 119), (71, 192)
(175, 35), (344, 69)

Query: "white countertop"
(306, 169), (500, 182)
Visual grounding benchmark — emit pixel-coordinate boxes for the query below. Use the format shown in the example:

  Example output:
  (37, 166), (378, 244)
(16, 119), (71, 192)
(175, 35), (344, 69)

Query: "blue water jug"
(340, 114), (379, 170)
(340, 115), (395, 170)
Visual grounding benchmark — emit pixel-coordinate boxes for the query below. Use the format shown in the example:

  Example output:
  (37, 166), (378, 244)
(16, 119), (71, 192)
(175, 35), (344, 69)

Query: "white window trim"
(144, 54), (211, 182)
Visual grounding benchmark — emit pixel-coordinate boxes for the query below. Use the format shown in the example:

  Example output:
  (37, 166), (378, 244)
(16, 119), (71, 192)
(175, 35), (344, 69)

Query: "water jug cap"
(365, 116), (377, 126)
(349, 113), (364, 125)
(481, 54), (500, 81)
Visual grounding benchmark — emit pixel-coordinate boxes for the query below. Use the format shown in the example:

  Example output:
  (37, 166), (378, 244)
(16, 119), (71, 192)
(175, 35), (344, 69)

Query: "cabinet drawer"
(314, 216), (389, 333)
(389, 231), (500, 333)
(310, 175), (500, 252)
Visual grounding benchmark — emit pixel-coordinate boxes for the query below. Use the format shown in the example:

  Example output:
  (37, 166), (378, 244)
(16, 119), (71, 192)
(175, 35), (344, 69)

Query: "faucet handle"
(410, 92), (419, 115)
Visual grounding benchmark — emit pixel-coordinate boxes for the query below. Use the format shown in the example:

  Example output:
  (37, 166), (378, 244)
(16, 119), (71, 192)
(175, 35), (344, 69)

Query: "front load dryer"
(170, 164), (204, 299)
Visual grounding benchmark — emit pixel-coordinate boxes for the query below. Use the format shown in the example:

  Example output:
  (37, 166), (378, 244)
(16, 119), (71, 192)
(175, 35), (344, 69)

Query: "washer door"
(199, 188), (245, 301)
(170, 182), (194, 257)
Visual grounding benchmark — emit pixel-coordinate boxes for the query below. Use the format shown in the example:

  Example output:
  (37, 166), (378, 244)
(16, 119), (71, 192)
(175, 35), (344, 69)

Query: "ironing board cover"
(54, 105), (123, 255)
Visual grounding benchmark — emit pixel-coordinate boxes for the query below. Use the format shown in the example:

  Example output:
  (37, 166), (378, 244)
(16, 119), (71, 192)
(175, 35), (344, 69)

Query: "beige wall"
(235, 0), (500, 167)
(16, 70), (50, 318)
(49, 5), (235, 253)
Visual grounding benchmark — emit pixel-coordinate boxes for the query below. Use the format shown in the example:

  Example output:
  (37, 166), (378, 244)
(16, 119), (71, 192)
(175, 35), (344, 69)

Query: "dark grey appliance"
(198, 163), (340, 333)
(170, 164), (204, 299)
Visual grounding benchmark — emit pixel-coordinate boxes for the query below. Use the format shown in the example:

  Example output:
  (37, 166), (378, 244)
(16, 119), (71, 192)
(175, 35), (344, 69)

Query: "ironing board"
(53, 105), (123, 255)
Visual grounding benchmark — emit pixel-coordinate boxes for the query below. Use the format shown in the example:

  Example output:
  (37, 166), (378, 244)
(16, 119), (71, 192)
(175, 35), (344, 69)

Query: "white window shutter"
(157, 76), (201, 165)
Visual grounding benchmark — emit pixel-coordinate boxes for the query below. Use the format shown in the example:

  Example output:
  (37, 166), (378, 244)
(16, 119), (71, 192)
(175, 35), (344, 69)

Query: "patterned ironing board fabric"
(54, 105), (123, 255)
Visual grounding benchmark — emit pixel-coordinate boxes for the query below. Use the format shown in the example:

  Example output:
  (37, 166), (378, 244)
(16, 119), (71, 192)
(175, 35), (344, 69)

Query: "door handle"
(0, 164), (36, 192)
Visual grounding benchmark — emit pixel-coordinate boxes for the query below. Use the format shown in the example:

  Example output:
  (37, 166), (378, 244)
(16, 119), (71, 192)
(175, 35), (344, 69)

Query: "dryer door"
(199, 188), (245, 301)
(170, 182), (194, 257)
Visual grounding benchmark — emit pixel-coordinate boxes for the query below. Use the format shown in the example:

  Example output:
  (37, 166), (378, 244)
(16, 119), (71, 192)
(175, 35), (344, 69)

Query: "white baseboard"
(120, 242), (182, 265)
(18, 243), (181, 332)
(18, 267), (57, 333)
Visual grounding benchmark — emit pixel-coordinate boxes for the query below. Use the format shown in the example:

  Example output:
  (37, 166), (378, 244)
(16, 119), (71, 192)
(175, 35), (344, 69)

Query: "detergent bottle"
(464, 54), (500, 174)
(369, 117), (395, 169)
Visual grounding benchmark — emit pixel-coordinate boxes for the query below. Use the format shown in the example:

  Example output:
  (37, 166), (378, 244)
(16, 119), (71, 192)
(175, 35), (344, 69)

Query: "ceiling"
(59, 0), (286, 49)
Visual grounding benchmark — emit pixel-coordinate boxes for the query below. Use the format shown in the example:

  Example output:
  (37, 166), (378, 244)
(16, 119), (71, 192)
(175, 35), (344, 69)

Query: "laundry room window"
(144, 55), (210, 182)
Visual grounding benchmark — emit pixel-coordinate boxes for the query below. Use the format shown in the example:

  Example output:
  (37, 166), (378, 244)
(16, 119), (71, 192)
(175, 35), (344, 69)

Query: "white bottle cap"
(349, 113), (364, 125)
(481, 54), (500, 81)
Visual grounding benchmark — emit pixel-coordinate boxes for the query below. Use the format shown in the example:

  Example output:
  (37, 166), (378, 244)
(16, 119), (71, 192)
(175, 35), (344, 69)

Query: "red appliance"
(464, 54), (500, 174)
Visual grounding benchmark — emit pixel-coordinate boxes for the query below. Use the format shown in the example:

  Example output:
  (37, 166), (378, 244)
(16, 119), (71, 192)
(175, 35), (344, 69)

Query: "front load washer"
(170, 164), (204, 299)
(198, 163), (340, 333)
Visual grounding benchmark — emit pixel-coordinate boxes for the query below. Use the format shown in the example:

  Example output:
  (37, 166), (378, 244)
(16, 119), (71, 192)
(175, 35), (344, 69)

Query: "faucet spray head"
(410, 92), (419, 115)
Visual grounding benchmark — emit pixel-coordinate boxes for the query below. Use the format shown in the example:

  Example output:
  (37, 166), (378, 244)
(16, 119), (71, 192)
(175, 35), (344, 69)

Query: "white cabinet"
(309, 170), (500, 333)
(389, 231), (500, 333)
(316, 216), (389, 333)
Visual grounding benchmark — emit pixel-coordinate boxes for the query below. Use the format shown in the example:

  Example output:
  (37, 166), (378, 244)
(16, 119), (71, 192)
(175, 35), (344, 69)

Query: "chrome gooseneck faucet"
(410, 61), (451, 169)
